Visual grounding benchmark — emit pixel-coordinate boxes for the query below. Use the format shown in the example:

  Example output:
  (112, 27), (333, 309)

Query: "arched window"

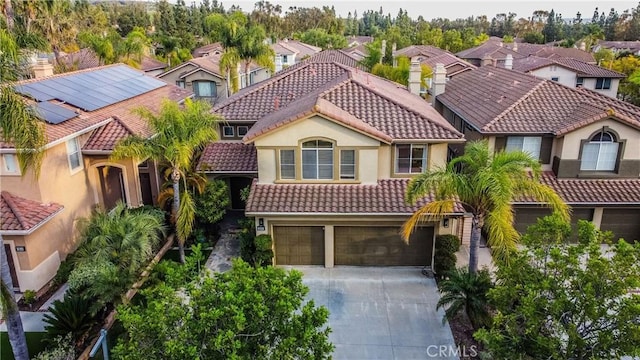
(580, 131), (619, 171)
(302, 140), (333, 179)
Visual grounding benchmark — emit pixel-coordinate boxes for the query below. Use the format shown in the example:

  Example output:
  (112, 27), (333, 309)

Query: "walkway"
(205, 210), (242, 272)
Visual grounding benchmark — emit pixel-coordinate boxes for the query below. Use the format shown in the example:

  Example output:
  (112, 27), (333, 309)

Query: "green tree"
(371, 56), (431, 88)
(31, 0), (77, 65)
(194, 180), (230, 225)
(475, 217), (640, 359)
(359, 39), (383, 71)
(436, 267), (492, 330)
(111, 99), (221, 263)
(297, 28), (347, 50)
(608, 55), (640, 106)
(113, 259), (334, 359)
(522, 31), (545, 44)
(402, 140), (569, 273)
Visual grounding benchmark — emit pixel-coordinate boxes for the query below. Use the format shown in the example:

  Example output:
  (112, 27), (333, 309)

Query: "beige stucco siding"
(581, 78), (620, 99)
(86, 156), (144, 208)
(530, 66), (577, 88)
(257, 148), (277, 183)
(560, 118), (640, 160)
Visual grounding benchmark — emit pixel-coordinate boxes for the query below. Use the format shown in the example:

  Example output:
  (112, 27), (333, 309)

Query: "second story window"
(176, 80), (185, 89)
(576, 77), (584, 87)
(222, 126), (234, 138)
(340, 150), (355, 180)
(505, 136), (542, 160)
(194, 81), (217, 100)
(2, 154), (19, 174)
(67, 137), (83, 172)
(595, 78), (611, 90)
(395, 144), (427, 174)
(581, 131), (619, 171)
(280, 150), (295, 179)
(302, 140), (333, 180)
(237, 126), (249, 137)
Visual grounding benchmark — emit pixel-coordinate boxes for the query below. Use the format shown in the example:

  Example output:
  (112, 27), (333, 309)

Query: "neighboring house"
(156, 53), (270, 103)
(511, 55), (625, 98)
(343, 36), (373, 61)
(457, 40), (596, 67)
(1, 63), (191, 292)
(593, 40), (640, 56)
(435, 65), (640, 242)
(394, 45), (476, 77)
(57, 48), (168, 76)
(197, 52), (469, 267)
(346, 35), (373, 48)
(191, 42), (224, 58)
(271, 39), (322, 72)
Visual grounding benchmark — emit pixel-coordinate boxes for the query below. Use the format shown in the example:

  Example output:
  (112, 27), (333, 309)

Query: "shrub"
(43, 293), (97, 345)
(437, 267), (492, 330)
(195, 180), (229, 225)
(33, 334), (75, 360)
(238, 217), (256, 263)
(434, 234), (461, 277)
(51, 253), (78, 287)
(22, 289), (38, 308)
(253, 234), (274, 267)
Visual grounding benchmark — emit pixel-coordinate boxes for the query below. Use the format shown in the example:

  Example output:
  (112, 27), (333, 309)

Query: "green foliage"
(114, 259), (333, 359)
(145, 245), (207, 289)
(608, 55), (640, 106)
(437, 267), (492, 330)
(33, 334), (75, 360)
(296, 28), (347, 50)
(43, 293), (97, 345)
(359, 40), (383, 71)
(238, 217), (257, 263)
(239, 185), (251, 203)
(433, 235), (461, 276)
(22, 290), (37, 307)
(195, 180), (229, 225)
(371, 56), (431, 88)
(475, 217), (640, 359)
(253, 234), (274, 267)
(522, 31), (545, 44)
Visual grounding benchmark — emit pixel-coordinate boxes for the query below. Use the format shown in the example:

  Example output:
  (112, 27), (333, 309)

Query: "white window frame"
(222, 126), (235, 138)
(237, 126), (249, 137)
(302, 140), (333, 180)
(576, 77), (584, 87)
(340, 149), (356, 180)
(580, 132), (619, 171)
(395, 144), (427, 174)
(2, 154), (20, 175)
(505, 136), (542, 160)
(279, 149), (295, 180)
(67, 137), (83, 173)
(595, 78), (612, 90)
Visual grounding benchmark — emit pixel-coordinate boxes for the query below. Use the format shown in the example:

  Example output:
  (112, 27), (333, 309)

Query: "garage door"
(601, 209), (640, 242)
(514, 207), (593, 238)
(273, 226), (324, 265)
(334, 226), (433, 266)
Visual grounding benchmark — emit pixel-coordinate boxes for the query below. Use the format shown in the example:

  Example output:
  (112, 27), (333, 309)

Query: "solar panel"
(34, 102), (78, 124)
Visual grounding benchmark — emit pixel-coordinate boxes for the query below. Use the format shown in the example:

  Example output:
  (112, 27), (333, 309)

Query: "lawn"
(1, 332), (47, 360)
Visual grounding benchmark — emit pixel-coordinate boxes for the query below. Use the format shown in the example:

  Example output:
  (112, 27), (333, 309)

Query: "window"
(505, 136), (542, 159)
(576, 77), (584, 87)
(237, 126), (249, 137)
(2, 154), (18, 174)
(280, 149), (295, 179)
(551, 77), (559, 82)
(282, 55), (289, 63)
(176, 80), (185, 89)
(340, 150), (356, 180)
(580, 131), (619, 171)
(595, 78), (611, 90)
(395, 144), (427, 174)
(302, 140), (333, 179)
(222, 126), (234, 137)
(67, 138), (82, 171)
(194, 81), (217, 99)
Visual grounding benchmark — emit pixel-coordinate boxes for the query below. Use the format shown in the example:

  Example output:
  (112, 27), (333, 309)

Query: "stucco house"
(197, 52), (469, 267)
(57, 48), (168, 76)
(435, 65), (640, 241)
(1, 63), (191, 292)
(157, 53), (270, 104)
(394, 45), (476, 78)
(271, 39), (322, 72)
(511, 55), (625, 99)
(593, 40), (640, 56)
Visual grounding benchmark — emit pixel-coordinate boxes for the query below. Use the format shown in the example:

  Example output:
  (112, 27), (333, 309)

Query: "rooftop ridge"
(1, 191), (26, 229)
(484, 75), (546, 131)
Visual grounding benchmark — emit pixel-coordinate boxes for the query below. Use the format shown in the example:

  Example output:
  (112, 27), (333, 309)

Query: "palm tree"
(236, 25), (275, 89)
(402, 140), (569, 273)
(0, 28), (47, 360)
(32, 0), (76, 66)
(111, 99), (220, 263)
(436, 267), (493, 330)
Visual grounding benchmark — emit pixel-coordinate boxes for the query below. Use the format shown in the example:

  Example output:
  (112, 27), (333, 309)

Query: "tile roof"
(420, 53), (476, 76)
(140, 56), (168, 72)
(437, 66), (640, 134)
(517, 172), (640, 205)
(58, 48), (167, 72)
(394, 45), (448, 59)
(302, 50), (362, 69)
(513, 56), (624, 78)
(1, 191), (63, 233)
(246, 179), (466, 214)
(273, 40), (322, 58)
(217, 58), (462, 142)
(197, 142), (257, 173)
(192, 42), (223, 57)
(1, 65), (192, 149)
(457, 42), (595, 63)
(161, 53), (261, 80)
(82, 117), (134, 152)
(597, 40), (640, 52)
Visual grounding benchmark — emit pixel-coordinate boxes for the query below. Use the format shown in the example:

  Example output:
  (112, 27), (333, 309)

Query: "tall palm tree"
(0, 28), (47, 360)
(402, 140), (569, 273)
(32, 0), (76, 65)
(111, 99), (220, 263)
(236, 25), (275, 89)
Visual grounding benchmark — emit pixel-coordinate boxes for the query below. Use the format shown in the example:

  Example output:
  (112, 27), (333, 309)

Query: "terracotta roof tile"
(82, 117), (134, 152)
(1, 191), (63, 232)
(597, 40), (640, 52)
(58, 49), (167, 72)
(457, 42), (595, 63)
(140, 57), (167, 72)
(438, 67), (640, 134)
(246, 179), (466, 214)
(513, 56), (624, 78)
(394, 45), (449, 59)
(197, 142), (257, 173)
(192, 42), (223, 57)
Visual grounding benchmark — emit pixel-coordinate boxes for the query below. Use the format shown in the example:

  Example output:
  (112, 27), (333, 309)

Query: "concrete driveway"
(285, 266), (458, 360)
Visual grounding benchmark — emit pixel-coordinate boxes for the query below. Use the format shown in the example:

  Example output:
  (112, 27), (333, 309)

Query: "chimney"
(408, 57), (422, 96)
(579, 41), (586, 51)
(32, 58), (54, 78)
(512, 42), (518, 52)
(504, 54), (513, 70)
(481, 55), (493, 67)
(381, 40), (387, 64)
(431, 63), (447, 106)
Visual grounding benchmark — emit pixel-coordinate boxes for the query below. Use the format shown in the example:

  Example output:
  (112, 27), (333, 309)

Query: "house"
(197, 52), (469, 267)
(435, 65), (640, 241)
(57, 48), (168, 76)
(1, 62), (191, 292)
(156, 53), (270, 103)
(593, 40), (640, 56)
(394, 45), (476, 77)
(343, 36), (373, 61)
(191, 42), (224, 58)
(456, 41), (596, 67)
(510, 55), (625, 99)
(271, 39), (322, 72)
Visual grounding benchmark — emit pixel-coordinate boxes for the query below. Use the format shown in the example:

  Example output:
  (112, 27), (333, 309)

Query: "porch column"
(324, 225), (334, 268)
(592, 207), (604, 229)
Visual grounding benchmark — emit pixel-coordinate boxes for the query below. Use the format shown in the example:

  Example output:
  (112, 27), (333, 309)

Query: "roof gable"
(1, 191), (63, 234)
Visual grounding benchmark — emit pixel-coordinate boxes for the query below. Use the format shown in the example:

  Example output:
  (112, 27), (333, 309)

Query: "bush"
(51, 253), (78, 287)
(238, 217), (256, 263)
(33, 334), (75, 360)
(253, 234), (274, 267)
(434, 234), (461, 277)
(43, 293), (98, 345)
(195, 180), (229, 225)
(22, 289), (38, 308)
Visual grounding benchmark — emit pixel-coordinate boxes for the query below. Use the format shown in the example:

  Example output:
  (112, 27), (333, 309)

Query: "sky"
(179, 0), (639, 21)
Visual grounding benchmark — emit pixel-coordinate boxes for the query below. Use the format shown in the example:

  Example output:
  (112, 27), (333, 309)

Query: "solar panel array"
(15, 65), (166, 124)
(34, 102), (78, 125)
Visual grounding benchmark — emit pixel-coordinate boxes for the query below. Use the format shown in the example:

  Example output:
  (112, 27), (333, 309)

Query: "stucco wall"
(530, 66), (577, 88)
(560, 118), (640, 160)
(581, 78), (619, 99)
(86, 156), (145, 208)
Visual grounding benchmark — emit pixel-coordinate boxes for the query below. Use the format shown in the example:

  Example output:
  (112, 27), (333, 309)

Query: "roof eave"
(0, 206), (64, 236)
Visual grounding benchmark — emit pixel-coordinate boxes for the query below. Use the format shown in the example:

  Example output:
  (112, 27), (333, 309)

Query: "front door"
(139, 172), (153, 205)
(98, 166), (125, 210)
(229, 177), (254, 210)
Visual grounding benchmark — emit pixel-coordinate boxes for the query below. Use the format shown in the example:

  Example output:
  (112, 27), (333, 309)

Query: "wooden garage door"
(334, 226), (433, 266)
(601, 209), (640, 242)
(514, 207), (593, 238)
(273, 226), (324, 265)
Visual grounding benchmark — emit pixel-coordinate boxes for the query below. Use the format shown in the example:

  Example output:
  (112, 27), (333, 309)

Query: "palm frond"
(176, 190), (195, 245)
(401, 200), (455, 242)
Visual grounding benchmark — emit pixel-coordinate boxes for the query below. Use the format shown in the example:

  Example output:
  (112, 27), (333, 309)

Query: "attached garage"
(334, 226), (434, 266)
(273, 226), (325, 265)
(514, 207), (593, 238)
(600, 209), (640, 242)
